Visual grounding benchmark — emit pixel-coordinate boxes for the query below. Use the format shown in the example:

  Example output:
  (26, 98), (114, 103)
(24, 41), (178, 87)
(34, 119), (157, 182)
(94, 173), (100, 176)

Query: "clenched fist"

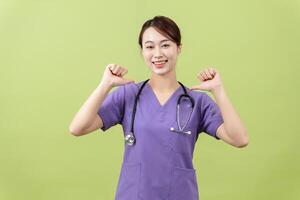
(190, 67), (223, 92)
(100, 64), (135, 88)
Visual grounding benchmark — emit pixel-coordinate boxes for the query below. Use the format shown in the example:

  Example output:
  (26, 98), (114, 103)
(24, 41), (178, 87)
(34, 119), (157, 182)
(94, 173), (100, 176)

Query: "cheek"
(168, 53), (178, 62)
(144, 55), (153, 63)
(166, 55), (175, 62)
(164, 49), (176, 58)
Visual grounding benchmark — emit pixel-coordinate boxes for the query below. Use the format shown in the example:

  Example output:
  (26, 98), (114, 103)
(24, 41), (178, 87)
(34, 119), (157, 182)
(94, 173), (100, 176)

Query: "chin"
(146, 62), (175, 76)
(151, 67), (172, 76)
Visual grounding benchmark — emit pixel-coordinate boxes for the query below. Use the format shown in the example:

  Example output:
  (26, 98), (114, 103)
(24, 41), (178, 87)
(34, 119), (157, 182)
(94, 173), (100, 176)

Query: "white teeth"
(153, 60), (167, 64)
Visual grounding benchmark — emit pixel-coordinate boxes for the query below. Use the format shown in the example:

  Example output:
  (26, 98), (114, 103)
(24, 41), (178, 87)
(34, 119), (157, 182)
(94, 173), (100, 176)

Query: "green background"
(1, 0), (299, 199)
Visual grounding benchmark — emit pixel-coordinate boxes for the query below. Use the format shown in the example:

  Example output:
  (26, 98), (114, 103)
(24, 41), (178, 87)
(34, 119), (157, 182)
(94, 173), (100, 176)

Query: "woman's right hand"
(100, 64), (135, 88)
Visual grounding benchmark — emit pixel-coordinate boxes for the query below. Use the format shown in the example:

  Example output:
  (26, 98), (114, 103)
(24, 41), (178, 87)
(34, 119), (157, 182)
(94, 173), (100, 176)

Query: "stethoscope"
(125, 79), (195, 146)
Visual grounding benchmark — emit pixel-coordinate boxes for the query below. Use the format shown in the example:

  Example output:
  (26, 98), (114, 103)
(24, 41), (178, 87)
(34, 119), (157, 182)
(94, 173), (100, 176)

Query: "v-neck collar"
(145, 82), (183, 109)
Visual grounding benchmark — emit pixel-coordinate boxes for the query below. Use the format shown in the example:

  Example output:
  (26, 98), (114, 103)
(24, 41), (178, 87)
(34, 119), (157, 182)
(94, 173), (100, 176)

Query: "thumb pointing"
(189, 85), (201, 91)
(122, 78), (135, 84)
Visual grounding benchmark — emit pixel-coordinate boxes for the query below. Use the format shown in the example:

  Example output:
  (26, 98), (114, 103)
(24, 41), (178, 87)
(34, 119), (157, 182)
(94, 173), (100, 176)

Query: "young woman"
(69, 15), (249, 200)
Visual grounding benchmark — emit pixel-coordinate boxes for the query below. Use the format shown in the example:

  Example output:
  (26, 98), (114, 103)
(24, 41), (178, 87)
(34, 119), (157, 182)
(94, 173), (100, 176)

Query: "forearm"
(69, 81), (113, 133)
(211, 86), (248, 143)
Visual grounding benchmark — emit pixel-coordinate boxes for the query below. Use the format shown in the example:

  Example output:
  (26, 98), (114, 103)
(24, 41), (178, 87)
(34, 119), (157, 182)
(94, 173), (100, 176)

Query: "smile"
(152, 60), (168, 64)
(152, 60), (168, 68)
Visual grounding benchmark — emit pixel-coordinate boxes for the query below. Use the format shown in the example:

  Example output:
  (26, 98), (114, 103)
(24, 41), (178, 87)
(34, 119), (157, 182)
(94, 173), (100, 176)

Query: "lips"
(152, 60), (168, 68)
(152, 60), (168, 64)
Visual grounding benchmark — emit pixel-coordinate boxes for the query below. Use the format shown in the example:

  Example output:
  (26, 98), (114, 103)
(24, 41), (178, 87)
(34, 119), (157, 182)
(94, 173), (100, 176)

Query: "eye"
(146, 46), (153, 49)
(162, 44), (170, 48)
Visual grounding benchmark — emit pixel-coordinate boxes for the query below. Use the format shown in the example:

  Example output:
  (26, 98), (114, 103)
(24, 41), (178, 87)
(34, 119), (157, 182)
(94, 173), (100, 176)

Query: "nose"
(153, 47), (163, 58)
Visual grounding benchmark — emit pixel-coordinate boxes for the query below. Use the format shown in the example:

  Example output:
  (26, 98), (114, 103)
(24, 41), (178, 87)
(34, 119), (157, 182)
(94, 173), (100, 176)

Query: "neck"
(148, 70), (180, 92)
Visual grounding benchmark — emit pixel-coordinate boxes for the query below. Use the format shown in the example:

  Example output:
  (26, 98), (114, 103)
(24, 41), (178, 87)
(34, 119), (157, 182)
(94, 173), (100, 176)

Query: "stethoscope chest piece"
(170, 127), (191, 135)
(125, 133), (135, 146)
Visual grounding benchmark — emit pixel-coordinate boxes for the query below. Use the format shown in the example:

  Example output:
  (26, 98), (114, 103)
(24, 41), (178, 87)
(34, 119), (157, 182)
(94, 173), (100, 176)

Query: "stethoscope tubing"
(125, 79), (195, 146)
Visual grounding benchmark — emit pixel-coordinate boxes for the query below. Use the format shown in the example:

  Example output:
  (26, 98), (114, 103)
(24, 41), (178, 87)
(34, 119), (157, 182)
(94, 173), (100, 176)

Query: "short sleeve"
(198, 93), (224, 140)
(97, 85), (125, 132)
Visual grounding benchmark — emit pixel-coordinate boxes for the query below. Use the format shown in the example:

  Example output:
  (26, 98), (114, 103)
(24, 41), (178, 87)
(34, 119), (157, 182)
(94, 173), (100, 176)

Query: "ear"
(177, 43), (182, 54)
(139, 47), (143, 56)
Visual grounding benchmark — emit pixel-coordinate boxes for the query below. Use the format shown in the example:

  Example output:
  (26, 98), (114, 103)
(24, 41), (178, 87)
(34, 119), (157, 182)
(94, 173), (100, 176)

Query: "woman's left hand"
(189, 67), (223, 92)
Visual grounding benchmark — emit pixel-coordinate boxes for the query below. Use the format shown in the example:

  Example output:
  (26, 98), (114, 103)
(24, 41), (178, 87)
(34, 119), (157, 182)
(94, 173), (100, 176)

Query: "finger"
(204, 68), (213, 79)
(112, 65), (120, 75)
(120, 69), (128, 77)
(200, 71), (208, 80)
(108, 66), (118, 75)
(189, 85), (201, 90)
(119, 68), (127, 77)
(208, 67), (215, 76)
(190, 84), (206, 91)
(197, 72), (204, 81)
(108, 64), (116, 71)
(213, 68), (218, 75)
(199, 72), (206, 81)
(112, 65), (123, 76)
(115, 66), (124, 76)
(208, 68), (215, 78)
(108, 64), (117, 75)
(122, 77), (135, 84)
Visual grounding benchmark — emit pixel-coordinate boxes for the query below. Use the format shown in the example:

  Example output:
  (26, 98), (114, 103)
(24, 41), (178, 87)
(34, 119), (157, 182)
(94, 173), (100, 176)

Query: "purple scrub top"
(97, 81), (224, 200)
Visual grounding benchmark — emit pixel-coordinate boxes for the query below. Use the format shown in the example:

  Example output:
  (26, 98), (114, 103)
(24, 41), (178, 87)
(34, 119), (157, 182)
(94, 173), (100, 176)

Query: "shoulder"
(114, 81), (147, 101)
(186, 88), (211, 106)
(110, 81), (144, 94)
(123, 81), (145, 94)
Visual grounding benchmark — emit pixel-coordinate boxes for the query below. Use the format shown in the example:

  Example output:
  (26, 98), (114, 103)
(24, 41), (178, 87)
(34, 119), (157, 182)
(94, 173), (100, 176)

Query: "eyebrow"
(144, 39), (171, 44)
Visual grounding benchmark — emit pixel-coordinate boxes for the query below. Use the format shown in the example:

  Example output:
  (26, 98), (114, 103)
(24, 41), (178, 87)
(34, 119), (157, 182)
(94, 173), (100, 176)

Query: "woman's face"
(141, 27), (181, 76)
